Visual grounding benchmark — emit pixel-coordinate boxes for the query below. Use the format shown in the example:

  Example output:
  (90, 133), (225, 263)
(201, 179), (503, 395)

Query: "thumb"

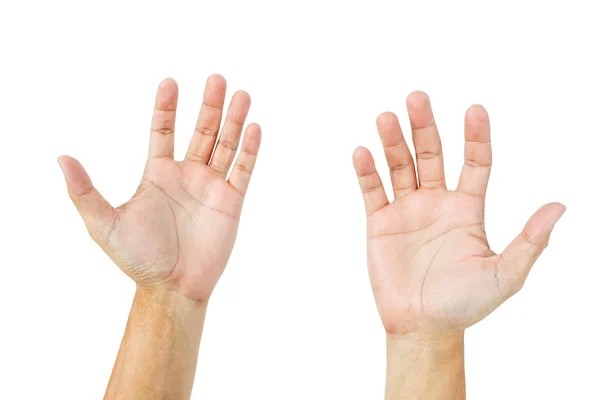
(498, 202), (566, 295)
(58, 155), (117, 245)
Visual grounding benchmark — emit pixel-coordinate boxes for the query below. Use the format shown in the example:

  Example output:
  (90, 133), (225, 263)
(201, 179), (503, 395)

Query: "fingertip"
(57, 155), (71, 170)
(159, 77), (178, 90)
(376, 112), (400, 132)
(156, 78), (179, 109)
(464, 104), (491, 144)
(543, 202), (567, 220)
(203, 74), (227, 107)
(466, 103), (488, 115)
(245, 123), (262, 144)
(352, 146), (375, 174)
(406, 91), (435, 129)
(376, 111), (397, 124)
(539, 201), (566, 213)
(227, 90), (252, 123)
(352, 145), (370, 160)
(206, 73), (227, 88)
(247, 121), (261, 131)
(550, 201), (567, 212)
(520, 202), (567, 248)
(233, 90), (252, 106)
(57, 156), (92, 194)
(465, 104), (489, 124)
(57, 155), (82, 173)
(376, 112), (404, 146)
(406, 90), (430, 110)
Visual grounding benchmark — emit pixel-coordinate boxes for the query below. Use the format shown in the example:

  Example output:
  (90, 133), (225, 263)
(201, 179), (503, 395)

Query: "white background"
(1, 1), (598, 399)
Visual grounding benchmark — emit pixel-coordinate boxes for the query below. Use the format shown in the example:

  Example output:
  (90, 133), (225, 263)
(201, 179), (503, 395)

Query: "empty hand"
(353, 91), (564, 334)
(59, 76), (261, 301)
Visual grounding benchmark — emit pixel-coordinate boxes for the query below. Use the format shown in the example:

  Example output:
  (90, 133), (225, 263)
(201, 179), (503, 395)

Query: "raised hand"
(352, 91), (565, 334)
(59, 76), (261, 301)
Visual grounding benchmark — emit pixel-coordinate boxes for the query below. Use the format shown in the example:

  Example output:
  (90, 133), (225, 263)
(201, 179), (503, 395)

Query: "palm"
(107, 159), (243, 299)
(369, 190), (500, 333)
(353, 92), (564, 334)
(59, 76), (262, 301)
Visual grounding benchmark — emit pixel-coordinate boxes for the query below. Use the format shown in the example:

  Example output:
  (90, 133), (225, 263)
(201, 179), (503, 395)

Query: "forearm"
(385, 332), (465, 400)
(105, 287), (207, 400)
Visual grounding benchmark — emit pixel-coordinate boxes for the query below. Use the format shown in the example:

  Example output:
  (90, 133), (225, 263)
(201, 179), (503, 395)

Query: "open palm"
(59, 76), (261, 301)
(353, 92), (564, 334)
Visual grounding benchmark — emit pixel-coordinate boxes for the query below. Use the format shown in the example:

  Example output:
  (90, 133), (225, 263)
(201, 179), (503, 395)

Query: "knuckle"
(152, 127), (174, 135)
(234, 163), (252, 174)
(416, 150), (441, 160)
(194, 126), (218, 137)
(186, 150), (208, 163)
(218, 139), (238, 151)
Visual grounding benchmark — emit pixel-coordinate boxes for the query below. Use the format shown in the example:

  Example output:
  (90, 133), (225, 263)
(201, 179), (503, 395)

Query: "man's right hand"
(59, 75), (262, 302)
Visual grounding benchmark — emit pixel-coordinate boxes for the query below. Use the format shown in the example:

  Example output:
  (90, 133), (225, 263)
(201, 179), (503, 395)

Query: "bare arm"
(385, 333), (465, 399)
(352, 92), (564, 399)
(106, 289), (206, 399)
(59, 75), (261, 399)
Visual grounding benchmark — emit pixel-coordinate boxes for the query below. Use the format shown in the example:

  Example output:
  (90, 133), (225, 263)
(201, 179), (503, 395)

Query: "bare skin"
(352, 91), (565, 399)
(59, 75), (261, 399)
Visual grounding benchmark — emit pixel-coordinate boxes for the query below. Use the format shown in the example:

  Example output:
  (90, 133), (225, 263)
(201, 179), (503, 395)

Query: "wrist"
(386, 330), (465, 369)
(106, 287), (207, 398)
(133, 286), (208, 320)
(386, 330), (464, 351)
(385, 331), (466, 400)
